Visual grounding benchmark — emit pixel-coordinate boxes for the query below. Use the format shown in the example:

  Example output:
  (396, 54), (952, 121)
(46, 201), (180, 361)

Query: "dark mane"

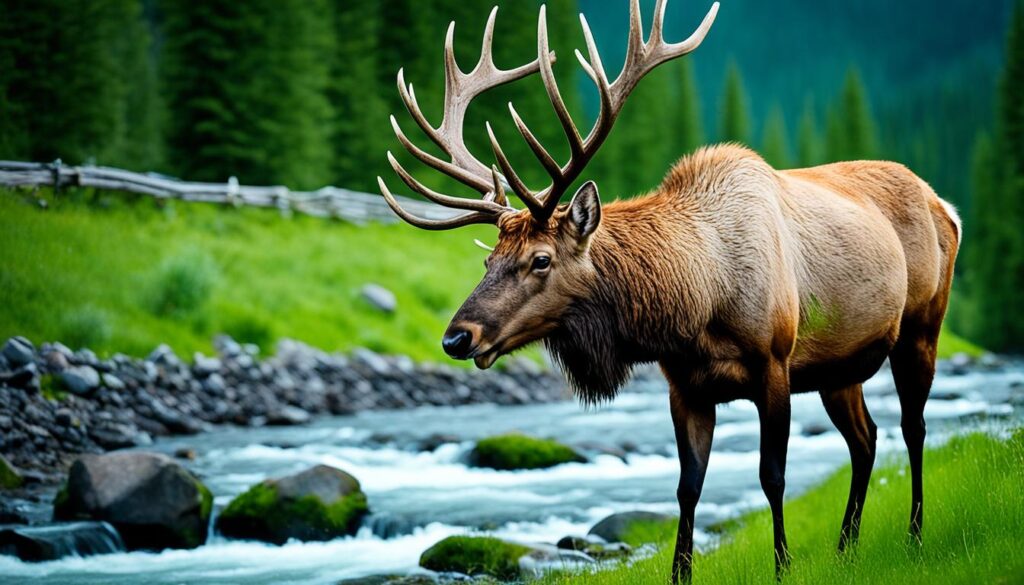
(544, 295), (636, 405)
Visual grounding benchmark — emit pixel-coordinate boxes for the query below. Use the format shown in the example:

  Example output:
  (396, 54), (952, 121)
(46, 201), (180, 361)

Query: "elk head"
(378, 0), (719, 368)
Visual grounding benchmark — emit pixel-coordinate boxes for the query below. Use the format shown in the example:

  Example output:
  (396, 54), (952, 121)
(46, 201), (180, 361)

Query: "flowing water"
(2, 363), (1021, 584)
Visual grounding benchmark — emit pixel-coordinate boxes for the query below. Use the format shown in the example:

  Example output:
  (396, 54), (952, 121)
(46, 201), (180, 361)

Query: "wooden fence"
(0, 160), (457, 224)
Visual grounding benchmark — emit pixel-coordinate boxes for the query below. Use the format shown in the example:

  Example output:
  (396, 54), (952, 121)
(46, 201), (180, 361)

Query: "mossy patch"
(469, 433), (586, 471)
(39, 374), (69, 402)
(419, 535), (531, 580)
(216, 481), (368, 544)
(0, 455), (23, 489)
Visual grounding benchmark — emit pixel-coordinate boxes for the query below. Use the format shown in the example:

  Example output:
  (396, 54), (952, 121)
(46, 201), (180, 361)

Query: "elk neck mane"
(545, 145), (771, 404)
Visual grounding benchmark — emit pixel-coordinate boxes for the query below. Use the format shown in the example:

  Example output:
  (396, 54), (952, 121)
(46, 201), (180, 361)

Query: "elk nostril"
(442, 329), (473, 358)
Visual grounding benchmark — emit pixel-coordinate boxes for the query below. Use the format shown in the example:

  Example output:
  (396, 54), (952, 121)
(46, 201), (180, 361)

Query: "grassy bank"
(0, 188), (497, 363)
(0, 188), (982, 362)
(537, 430), (1024, 585)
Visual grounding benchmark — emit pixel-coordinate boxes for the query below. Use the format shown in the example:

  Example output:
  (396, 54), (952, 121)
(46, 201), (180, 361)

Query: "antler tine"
(397, 69), (444, 154)
(488, 165), (510, 208)
(387, 151), (507, 214)
(487, 121), (547, 216)
(609, 1), (720, 109)
(475, 7), (499, 75)
(651, 0), (669, 46)
(537, 5), (584, 160)
(390, 115), (492, 193)
(508, 102), (564, 184)
(661, 1), (720, 57)
(378, 177), (498, 230)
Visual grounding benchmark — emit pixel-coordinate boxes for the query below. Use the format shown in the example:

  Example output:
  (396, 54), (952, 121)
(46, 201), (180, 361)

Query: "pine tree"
(671, 59), (704, 158)
(965, 0), (1024, 350)
(796, 98), (822, 167)
(718, 61), (751, 145)
(826, 68), (878, 161)
(331, 1), (388, 191)
(605, 66), (676, 198)
(760, 105), (790, 168)
(0, 0), (154, 165)
(161, 1), (333, 188)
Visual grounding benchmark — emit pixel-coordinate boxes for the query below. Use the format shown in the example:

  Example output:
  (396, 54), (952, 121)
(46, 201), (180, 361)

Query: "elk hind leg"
(889, 319), (940, 541)
(820, 383), (877, 551)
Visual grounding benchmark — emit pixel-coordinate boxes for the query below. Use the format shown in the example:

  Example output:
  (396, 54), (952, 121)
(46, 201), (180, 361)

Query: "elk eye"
(531, 255), (551, 271)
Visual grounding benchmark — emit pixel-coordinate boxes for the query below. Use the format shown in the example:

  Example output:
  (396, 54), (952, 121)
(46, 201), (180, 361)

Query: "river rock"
(1, 337), (34, 368)
(2, 363), (39, 392)
(59, 366), (101, 396)
(556, 534), (632, 559)
(266, 405), (311, 426)
(53, 452), (213, 550)
(0, 521), (125, 562)
(361, 284), (397, 313)
(216, 464), (368, 544)
(588, 511), (675, 544)
(419, 535), (531, 580)
(468, 433), (586, 470)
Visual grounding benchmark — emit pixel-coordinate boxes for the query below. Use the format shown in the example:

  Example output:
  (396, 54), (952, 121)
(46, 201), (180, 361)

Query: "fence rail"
(0, 160), (457, 224)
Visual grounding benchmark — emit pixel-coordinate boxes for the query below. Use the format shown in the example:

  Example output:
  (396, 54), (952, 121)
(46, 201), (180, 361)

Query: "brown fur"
(447, 144), (959, 579)
(460, 145), (957, 400)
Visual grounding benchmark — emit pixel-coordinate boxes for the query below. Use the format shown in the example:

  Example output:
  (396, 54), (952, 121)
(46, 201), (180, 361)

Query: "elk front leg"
(757, 359), (792, 578)
(666, 373), (715, 584)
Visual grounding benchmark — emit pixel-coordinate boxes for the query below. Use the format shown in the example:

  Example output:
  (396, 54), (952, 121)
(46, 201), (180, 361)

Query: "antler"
(380, 1), (719, 230)
(379, 7), (555, 229)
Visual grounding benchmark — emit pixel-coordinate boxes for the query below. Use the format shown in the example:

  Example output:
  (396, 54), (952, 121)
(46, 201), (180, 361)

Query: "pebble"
(59, 366), (101, 396)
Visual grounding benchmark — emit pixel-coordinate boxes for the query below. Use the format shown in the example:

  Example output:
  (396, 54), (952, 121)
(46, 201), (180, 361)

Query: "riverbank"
(536, 430), (1024, 585)
(1, 352), (1020, 583)
(0, 334), (570, 483)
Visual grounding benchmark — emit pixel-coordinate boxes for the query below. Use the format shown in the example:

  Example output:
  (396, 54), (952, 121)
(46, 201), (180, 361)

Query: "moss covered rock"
(588, 511), (676, 546)
(419, 535), (531, 580)
(0, 455), (23, 490)
(468, 433), (586, 470)
(216, 464), (368, 544)
(53, 452), (212, 550)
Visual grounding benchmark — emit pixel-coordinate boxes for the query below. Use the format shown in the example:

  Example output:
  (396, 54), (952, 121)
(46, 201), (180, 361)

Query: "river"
(2, 362), (1021, 584)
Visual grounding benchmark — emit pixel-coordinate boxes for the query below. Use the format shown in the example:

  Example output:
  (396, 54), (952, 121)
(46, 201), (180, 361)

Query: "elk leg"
(757, 359), (792, 578)
(820, 383), (877, 551)
(666, 376), (715, 584)
(889, 325), (938, 541)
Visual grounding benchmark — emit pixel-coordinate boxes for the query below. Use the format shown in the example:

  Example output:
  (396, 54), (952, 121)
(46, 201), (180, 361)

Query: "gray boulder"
(1, 337), (34, 368)
(360, 284), (397, 313)
(59, 366), (100, 396)
(53, 452), (212, 550)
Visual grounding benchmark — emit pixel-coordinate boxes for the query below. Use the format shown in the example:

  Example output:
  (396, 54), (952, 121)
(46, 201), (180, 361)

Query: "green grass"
(0, 187), (983, 363)
(535, 430), (1024, 585)
(936, 327), (984, 360)
(0, 188), (508, 363)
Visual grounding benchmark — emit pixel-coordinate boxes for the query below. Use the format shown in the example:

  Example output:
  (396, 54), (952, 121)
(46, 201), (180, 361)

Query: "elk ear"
(567, 181), (601, 245)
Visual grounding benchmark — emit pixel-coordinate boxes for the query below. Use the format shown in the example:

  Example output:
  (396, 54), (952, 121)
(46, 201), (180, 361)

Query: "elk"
(377, 1), (961, 581)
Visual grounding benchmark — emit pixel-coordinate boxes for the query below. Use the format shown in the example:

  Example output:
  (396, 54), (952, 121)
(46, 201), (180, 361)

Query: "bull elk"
(377, 1), (961, 581)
